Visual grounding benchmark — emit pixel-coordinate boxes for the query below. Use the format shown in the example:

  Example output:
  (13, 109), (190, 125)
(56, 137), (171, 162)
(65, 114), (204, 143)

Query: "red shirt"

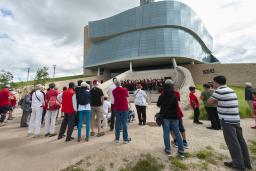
(10, 94), (17, 107)
(61, 88), (75, 114)
(0, 88), (11, 107)
(45, 89), (59, 110)
(189, 92), (200, 109)
(174, 90), (184, 118)
(113, 87), (129, 111)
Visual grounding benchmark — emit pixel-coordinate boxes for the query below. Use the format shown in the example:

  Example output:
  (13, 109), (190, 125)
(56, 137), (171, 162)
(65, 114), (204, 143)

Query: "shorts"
(0, 106), (11, 114)
(170, 119), (185, 133)
(91, 106), (103, 120)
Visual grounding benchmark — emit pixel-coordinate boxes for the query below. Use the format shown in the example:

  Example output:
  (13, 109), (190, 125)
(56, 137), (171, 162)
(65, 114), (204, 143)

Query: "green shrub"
(119, 154), (164, 171)
(201, 162), (209, 170)
(249, 140), (256, 155)
(169, 157), (188, 170)
(96, 166), (105, 171)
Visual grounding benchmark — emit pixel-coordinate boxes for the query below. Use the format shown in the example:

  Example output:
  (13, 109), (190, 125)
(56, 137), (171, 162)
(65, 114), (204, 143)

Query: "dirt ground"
(0, 104), (255, 171)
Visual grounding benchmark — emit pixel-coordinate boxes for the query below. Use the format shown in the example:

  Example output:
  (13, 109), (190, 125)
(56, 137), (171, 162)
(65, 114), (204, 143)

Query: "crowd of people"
(120, 78), (167, 92)
(0, 75), (255, 170)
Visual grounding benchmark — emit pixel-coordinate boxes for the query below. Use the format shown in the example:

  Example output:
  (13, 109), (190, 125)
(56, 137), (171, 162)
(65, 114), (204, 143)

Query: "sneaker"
(90, 132), (95, 136)
(164, 149), (172, 156)
(124, 137), (132, 144)
(85, 138), (89, 142)
(183, 141), (189, 149)
(45, 133), (50, 137)
(251, 126), (256, 129)
(178, 152), (185, 158)
(116, 140), (120, 144)
(224, 161), (245, 170)
(49, 133), (57, 137)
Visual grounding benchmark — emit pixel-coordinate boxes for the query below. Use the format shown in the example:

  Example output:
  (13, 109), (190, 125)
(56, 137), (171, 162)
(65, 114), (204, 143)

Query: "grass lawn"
(196, 85), (252, 119)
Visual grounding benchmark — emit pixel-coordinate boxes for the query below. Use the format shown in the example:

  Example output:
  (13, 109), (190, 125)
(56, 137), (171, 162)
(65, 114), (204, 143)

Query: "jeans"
(115, 110), (128, 141)
(78, 110), (90, 140)
(163, 119), (184, 153)
(110, 104), (115, 130)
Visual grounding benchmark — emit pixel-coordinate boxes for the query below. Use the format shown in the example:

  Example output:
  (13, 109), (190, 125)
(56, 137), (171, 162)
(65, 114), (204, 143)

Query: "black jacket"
(157, 92), (178, 120)
(245, 86), (253, 101)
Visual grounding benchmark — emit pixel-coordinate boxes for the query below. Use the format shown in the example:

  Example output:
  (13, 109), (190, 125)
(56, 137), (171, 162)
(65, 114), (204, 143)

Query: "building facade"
(84, 0), (219, 74)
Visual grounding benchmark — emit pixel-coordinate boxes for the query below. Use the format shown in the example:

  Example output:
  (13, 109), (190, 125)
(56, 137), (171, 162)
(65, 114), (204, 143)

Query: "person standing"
(157, 81), (184, 157)
(189, 86), (203, 124)
(113, 79), (130, 144)
(90, 80), (104, 137)
(108, 77), (117, 131)
(8, 92), (17, 120)
(28, 84), (45, 137)
(134, 83), (148, 125)
(76, 82), (91, 142)
(244, 82), (254, 115)
(58, 82), (77, 142)
(200, 84), (221, 130)
(102, 96), (111, 129)
(45, 83), (60, 137)
(20, 88), (32, 127)
(252, 91), (256, 129)
(208, 76), (251, 170)
(0, 85), (11, 126)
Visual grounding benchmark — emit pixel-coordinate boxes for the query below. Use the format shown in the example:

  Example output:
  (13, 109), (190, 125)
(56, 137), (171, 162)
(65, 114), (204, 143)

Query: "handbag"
(154, 112), (163, 126)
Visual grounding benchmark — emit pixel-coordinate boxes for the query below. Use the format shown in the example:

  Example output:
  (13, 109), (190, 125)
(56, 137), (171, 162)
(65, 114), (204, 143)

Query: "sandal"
(96, 132), (105, 137)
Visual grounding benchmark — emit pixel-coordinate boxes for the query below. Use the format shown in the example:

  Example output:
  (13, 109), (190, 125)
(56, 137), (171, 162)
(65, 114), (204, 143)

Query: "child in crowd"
(251, 91), (256, 129)
(189, 86), (203, 124)
(102, 97), (111, 128)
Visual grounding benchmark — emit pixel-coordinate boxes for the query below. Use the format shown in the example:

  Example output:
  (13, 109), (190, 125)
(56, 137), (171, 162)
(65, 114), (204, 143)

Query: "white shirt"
(108, 83), (116, 104)
(57, 92), (63, 103)
(103, 100), (111, 114)
(134, 89), (147, 106)
(31, 90), (45, 109)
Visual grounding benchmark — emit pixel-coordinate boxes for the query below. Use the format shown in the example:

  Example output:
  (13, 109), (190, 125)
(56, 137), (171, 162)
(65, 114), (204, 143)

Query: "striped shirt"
(210, 85), (240, 124)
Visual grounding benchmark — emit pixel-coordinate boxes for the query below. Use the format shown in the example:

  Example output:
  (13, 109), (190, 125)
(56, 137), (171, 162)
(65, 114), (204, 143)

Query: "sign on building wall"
(202, 68), (215, 74)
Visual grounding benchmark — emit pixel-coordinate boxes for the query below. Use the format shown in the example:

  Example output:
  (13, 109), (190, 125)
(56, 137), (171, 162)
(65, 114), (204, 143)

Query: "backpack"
(76, 89), (90, 105)
(48, 96), (60, 110)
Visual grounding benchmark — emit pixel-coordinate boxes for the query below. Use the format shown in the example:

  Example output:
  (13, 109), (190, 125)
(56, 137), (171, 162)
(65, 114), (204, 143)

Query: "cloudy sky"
(0, 0), (255, 81)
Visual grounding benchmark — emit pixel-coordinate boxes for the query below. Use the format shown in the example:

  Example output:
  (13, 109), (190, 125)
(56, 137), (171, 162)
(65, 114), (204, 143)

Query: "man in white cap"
(28, 84), (45, 137)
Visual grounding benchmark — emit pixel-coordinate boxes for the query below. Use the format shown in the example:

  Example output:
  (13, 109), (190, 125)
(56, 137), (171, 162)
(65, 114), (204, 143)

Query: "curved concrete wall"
(85, 0), (215, 68)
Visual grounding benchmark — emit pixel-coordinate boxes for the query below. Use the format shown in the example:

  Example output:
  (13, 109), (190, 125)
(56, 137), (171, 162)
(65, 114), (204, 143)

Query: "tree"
(34, 67), (49, 85)
(0, 70), (14, 89)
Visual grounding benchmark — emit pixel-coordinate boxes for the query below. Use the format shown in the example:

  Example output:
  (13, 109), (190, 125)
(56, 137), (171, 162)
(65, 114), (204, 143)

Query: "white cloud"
(0, 0), (256, 81)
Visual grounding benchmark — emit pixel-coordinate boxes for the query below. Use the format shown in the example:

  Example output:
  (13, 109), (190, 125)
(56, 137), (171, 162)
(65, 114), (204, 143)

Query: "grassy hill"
(11, 74), (94, 88)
